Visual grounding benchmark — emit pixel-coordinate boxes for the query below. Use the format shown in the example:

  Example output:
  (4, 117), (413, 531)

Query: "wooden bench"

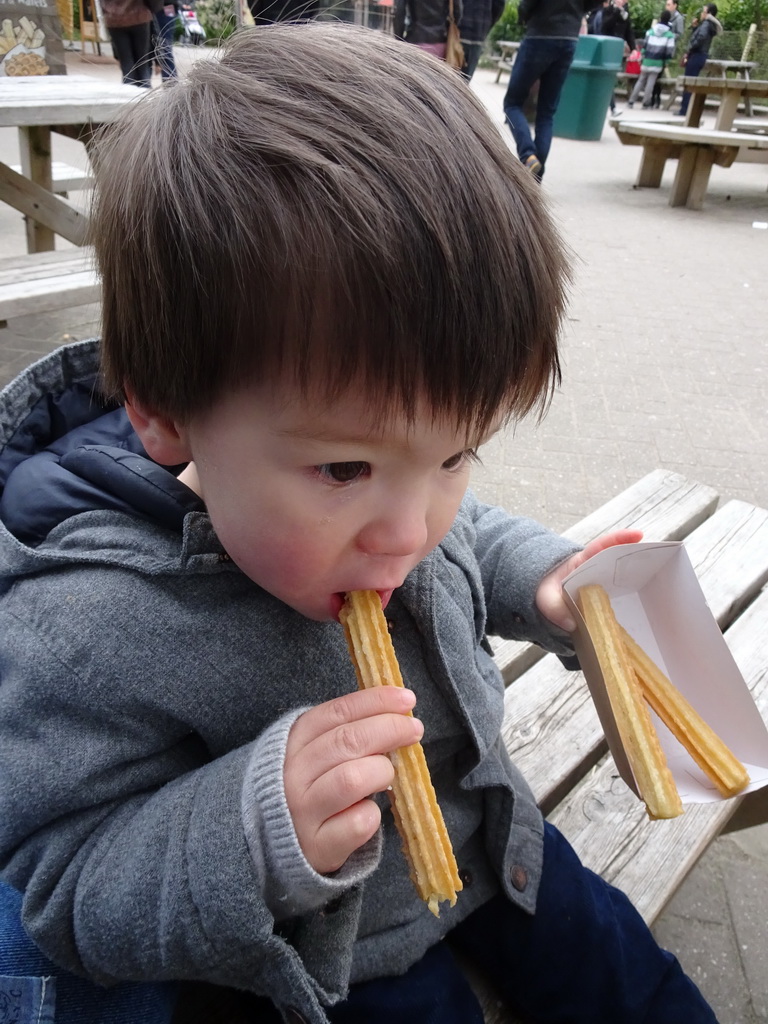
(494, 40), (520, 83)
(613, 121), (768, 209)
(0, 248), (100, 327)
(470, 469), (768, 1022)
(9, 160), (93, 198)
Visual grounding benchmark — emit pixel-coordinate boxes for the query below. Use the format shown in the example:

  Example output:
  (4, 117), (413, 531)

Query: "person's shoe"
(524, 154), (543, 177)
(627, 101), (634, 108)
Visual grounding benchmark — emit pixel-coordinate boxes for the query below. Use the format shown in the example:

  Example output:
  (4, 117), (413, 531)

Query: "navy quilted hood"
(0, 340), (204, 547)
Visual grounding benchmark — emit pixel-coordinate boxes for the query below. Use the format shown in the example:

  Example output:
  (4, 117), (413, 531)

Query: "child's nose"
(357, 506), (429, 558)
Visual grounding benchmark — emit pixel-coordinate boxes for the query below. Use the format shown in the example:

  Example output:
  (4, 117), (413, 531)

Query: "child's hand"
(284, 687), (422, 875)
(535, 529), (643, 633)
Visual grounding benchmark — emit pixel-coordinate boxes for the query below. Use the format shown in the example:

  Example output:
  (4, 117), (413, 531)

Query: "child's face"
(181, 383), (491, 622)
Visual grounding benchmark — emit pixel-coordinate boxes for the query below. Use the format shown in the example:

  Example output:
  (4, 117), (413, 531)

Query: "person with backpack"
(628, 10), (676, 108)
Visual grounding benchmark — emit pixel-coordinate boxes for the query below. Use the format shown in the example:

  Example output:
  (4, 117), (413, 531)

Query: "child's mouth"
(332, 588), (394, 621)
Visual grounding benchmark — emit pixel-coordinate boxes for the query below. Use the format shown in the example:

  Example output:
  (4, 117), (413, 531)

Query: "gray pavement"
(2, 44), (768, 1022)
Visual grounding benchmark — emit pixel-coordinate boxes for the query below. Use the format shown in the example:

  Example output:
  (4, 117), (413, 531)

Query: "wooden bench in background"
(9, 160), (93, 198)
(0, 248), (100, 327)
(613, 121), (768, 208)
(468, 469), (768, 1022)
(494, 40), (520, 83)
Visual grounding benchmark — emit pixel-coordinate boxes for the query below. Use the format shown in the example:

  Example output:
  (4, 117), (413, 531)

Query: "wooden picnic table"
(681, 75), (768, 130)
(494, 40), (520, 83)
(0, 74), (145, 254)
(702, 57), (757, 80)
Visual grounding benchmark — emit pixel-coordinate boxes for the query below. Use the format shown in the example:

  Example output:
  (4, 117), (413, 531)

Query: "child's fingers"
(288, 711), (423, 795)
(309, 799), (384, 875)
(580, 529), (643, 561)
(290, 686), (417, 749)
(302, 752), (395, 831)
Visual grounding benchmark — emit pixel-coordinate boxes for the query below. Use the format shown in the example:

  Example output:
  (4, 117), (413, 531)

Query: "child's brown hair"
(93, 23), (570, 435)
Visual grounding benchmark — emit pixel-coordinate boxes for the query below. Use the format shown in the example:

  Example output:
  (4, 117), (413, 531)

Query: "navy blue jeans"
(679, 50), (708, 115)
(503, 36), (577, 176)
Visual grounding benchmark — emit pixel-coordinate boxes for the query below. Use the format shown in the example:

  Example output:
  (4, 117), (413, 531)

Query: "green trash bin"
(553, 35), (625, 141)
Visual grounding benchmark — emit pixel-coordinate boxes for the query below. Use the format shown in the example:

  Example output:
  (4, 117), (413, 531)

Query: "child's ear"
(124, 396), (192, 466)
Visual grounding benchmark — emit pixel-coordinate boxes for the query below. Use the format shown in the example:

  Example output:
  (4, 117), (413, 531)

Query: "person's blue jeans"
(679, 50), (708, 115)
(152, 6), (179, 80)
(503, 36), (577, 177)
(0, 880), (176, 1024)
(460, 41), (483, 81)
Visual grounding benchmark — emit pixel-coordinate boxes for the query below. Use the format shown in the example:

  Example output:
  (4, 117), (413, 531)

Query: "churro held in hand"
(577, 584), (683, 820)
(339, 590), (462, 916)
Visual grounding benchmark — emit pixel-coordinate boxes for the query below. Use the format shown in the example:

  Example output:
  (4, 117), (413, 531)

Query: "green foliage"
(194, 0), (238, 39)
(488, 0), (524, 47)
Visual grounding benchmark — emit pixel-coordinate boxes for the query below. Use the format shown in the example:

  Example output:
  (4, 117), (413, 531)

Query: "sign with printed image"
(0, 0), (67, 75)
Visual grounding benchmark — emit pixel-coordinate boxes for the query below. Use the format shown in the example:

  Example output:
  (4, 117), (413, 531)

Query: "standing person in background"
(678, 2), (722, 115)
(503, 0), (596, 180)
(394, 0), (462, 60)
(599, 0), (634, 113)
(458, 0), (505, 80)
(650, 0), (684, 107)
(151, 0), (179, 81)
(99, 0), (153, 87)
(665, 0), (685, 39)
(627, 9), (675, 108)
(600, 0), (634, 49)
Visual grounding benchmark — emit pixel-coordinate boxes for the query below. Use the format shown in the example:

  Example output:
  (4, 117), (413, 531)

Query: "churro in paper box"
(562, 542), (768, 805)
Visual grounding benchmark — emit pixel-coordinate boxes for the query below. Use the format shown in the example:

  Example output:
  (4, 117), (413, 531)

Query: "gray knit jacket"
(0, 341), (580, 1023)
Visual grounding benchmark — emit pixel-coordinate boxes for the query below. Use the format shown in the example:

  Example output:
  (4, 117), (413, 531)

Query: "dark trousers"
(195, 823), (716, 1024)
(679, 50), (709, 115)
(109, 22), (153, 87)
(460, 41), (483, 81)
(152, 7), (179, 80)
(503, 37), (577, 177)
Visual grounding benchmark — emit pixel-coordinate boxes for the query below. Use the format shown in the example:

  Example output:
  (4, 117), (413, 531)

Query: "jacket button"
(459, 868), (473, 888)
(510, 865), (528, 892)
(285, 1010), (308, 1024)
(511, 613), (525, 625)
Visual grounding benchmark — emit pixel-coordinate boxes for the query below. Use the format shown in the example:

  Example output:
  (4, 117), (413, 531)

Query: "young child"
(627, 11), (676, 110)
(0, 23), (717, 1024)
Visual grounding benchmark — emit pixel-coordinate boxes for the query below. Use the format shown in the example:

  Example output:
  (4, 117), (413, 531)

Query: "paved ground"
(2, 43), (768, 1022)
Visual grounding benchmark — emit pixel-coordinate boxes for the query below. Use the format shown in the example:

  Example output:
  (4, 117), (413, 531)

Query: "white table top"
(0, 74), (147, 129)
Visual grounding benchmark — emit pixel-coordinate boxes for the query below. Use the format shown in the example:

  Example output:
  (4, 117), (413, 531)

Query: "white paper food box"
(562, 542), (768, 804)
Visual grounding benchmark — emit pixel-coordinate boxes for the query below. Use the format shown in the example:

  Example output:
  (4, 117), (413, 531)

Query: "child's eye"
(442, 449), (480, 472)
(315, 461), (370, 483)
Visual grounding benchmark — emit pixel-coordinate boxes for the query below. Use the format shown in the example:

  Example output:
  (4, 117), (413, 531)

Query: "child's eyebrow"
(275, 426), (384, 446)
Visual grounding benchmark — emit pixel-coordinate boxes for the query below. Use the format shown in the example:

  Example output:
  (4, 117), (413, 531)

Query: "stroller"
(180, 2), (206, 45)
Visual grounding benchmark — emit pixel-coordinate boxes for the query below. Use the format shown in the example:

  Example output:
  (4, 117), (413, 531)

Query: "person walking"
(458, 0), (505, 79)
(628, 10), (675, 108)
(100, 0), (154, 87)
(678, 3), (722, 115)
(503, 0), (596, 180)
